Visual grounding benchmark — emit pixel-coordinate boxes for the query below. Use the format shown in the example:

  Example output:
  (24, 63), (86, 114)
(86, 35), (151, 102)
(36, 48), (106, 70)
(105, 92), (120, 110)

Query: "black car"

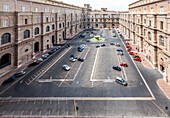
(79, 34), (85, 38)
(113, 66), (121, 71)
(101, 44), (105, 47)
(70, 55), (78, 59)
(110, 43), (115, 45)
(78, 57), (84, 62)
(96, 45), (100, 48)
(14, 70), (26, 77)
(2, 75), (16, 85)
(48, 50), (55, 55)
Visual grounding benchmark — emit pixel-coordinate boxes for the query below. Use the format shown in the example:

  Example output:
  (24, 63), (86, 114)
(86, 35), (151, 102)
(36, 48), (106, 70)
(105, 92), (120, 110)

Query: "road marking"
(66, 110), (68, 116)
(39, 110), (42, 116)
(0, 99), (4, 105)
(74, 100), (77, 117)
(25, 100), (28, 104)
(50, 100), (52, 104)
(77, 81), (79, 84)
(90, 48), (99, 81)
(25, 82), (29, 85)
(42, 100), (44, 104)
(9, 99), (12, 104)
(151, 100), (169, 118)
(21, 110), (24, 115)
(48, 110), (50, 116)
(17, 99), (20, 104)
(12, 110), (15, 115)
(58, 99), (60, 104)
(63, 81), (72, 87)
(116, 30), (156, 100)
(53, 82), (59, 87)
(30, 110), (32, 115)
(66, 99), (68, 104)
(73, 47), (90, 81)
(57, 110), (59, 116)
(34, 100), (36, 104)
(33, 74), (37, 77)
(3, 110), (6, 115)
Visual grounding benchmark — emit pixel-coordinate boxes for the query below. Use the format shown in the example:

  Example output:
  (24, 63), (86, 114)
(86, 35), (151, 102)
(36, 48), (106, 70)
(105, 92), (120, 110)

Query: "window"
(3, 19), (8, 27)
(25, 19), (28, 24)
(52, 9), (54, 13)
(46, 17), (48, 22)
(160, 6), (164, 13)
(59, 23), (61, 28)
(144, 19), (146, 24)
(67, 22), (69, 27)
(25, 49), (28, 52)
(22, 7), (26, 12)
(46, 26), (50, 32)
(160, 21), (163, 30)
(45, 8), (47, 12)
(35, 18), (38, 23)
(63, 23), (64, 28)
(96, 19), (98, 22)
(151, 8), (153, 13)
(52, 17), (54, 22)
(148, 32), (151, 41)
(34, 27), (39, 35)
(52, 24), (55, 30)
(3, 5), (8, 12)
(1, 33), (11, 44)
(144, 9), (146, 14)
(160, 36), (164, 46)
(144, 29), (146, 36)
(96, 24), (98, 28)
(35, 8), (38, 12)
(24, 30), (30, 39)
(149, 20), (151, 27)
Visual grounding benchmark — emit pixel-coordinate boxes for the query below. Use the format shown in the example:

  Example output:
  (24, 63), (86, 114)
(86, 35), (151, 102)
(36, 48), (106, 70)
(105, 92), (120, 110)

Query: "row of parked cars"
(28, 46), (61, 67)
(62, 44), (85, 71)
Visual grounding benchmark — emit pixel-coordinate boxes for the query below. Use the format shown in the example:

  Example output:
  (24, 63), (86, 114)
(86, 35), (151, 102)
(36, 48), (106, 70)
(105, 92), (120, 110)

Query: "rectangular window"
(151, 8), (153, 13)
(45, 8), (47, 12)
(3, 5), (8, 12)
(22, 6), (26, 12)
(25, 19), (28, 24)
(149, 20), (151, 27)
(160, 6), (164, 13)
(52, 9), (54, 13)
(144, 19), (146, 24)
(144, 9), (146, 14)
(67, 22), (69, 27)
(52, 17), (54, 22)
(160, 21), (163, 29)
(59, 24), (61, 28)
(3, 19), (8, 27)
(35, 18), (38, 23)
(46, 17), (48, 22)
(35, 8), (38, 12)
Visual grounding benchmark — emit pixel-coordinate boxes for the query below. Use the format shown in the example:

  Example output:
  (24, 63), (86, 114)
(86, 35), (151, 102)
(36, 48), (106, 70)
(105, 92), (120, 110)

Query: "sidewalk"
(121, 33), (170, 100)
(0, 30), (84, 85)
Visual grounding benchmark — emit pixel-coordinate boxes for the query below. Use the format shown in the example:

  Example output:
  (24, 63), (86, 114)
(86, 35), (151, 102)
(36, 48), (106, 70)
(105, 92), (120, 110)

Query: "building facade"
(119, 0), (170, 84)
(0, 0), (90, 74)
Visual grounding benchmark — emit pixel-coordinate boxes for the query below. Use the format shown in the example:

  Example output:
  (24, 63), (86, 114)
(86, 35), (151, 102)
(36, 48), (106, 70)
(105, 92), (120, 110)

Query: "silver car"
(70, 57), (76, 62)
(62, 65), (71, 71)
(117, 52), (124, 55)
(115, 43), (120, 47)
(37, 58), (43, 62)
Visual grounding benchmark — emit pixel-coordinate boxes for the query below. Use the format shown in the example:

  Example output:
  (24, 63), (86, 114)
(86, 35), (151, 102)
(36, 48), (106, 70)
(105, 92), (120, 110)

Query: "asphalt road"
(0, 29), (169, 117)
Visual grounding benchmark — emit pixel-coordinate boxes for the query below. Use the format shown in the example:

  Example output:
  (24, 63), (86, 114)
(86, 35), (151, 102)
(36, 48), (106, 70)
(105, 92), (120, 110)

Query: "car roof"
(116, 77), (123, 81)
(123, 62), (127, 64)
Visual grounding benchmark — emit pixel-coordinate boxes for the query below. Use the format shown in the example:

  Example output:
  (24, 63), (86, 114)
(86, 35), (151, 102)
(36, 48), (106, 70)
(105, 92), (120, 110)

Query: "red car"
(126, 45), (132, 49)
(129, 51), (138, 55)
(120, 62), (128, 67)
(28, 60), (41, 67)
(127, 48), (133, 52)
(125, 41), (130, 45)
(133, 57), (142, 62)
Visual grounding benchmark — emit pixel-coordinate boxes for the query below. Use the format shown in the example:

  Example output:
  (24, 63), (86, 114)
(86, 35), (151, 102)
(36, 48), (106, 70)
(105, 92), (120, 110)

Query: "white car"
(62, 65), (71, 71)
(41, 55), (47, 59)
(44, 53), (49, 57)
(37, 58), (43, 62)
(117, 52), (124, 55)
(115, 43), (120, 47)
(70, 57), (76, 62)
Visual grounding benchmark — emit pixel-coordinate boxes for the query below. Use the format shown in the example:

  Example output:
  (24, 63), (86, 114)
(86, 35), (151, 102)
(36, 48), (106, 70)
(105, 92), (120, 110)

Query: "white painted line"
(116, 30), (156, 100)
(90, 48), (99, 81)
(0, 97), (155, 101)
(73, 47), (90, 81)
(33, 47), (72, 85)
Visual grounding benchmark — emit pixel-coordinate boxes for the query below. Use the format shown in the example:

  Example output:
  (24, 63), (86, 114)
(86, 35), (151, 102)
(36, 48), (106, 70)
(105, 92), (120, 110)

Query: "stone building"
(0, 0), (90, 74)
(119, 0), (170, 84)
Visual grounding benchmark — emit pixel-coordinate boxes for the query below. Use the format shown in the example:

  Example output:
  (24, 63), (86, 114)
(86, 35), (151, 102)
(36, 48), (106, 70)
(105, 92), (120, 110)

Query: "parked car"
(44, 53), (49, 57)
(110, 43), (115, 45)
(62, 65), (70, 71)
(48, 50), (55, 55)
(120, 62), (128, 67)
(116, 49), (123, 52)
(127, 48), (133, 52)
(125, 41), (130, 45)
(80, 44), (85, 49)
(126, 45), (131, 49)
(86, 39), (91, 42)
(115, 76), (127, 86)
(79, 34), (85, 38)
(117, 52), (124, 55)
(113, 33), (116, 37)
(101, 44), (105, 47)
(133, 57), (142, 62)
(37, 58), (43, 62)
(28, 60), (41, 67)
(41, 55), (47, 59)
(70, 55), (78, 59)
(78, 47), (83, 52)
(115, 43), (120, 47)
(78, 57), (84, 62)
(14, 70), (26, 77)
(96, 45), (100, 48)
(70, 57), (76, 62)
(129, 51), (138, 55)
(66, 44), (70, 48)
(113, 66), (121, 71)
(2, 75), (16, 85)
(57, 46), (61, 49)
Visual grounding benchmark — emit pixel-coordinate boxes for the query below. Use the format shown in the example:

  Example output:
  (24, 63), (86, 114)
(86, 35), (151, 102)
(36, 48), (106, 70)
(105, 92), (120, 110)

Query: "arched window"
(148, 32), (151, 41)
(52, 24), (55, 30)
(0, 53), (11, 69)
(1, 33), (11, 45)
(46, 26), (50, 32)
(34, 27), (39, 35)
(160, 35), (164, 46)
(24, 30), (30, 39)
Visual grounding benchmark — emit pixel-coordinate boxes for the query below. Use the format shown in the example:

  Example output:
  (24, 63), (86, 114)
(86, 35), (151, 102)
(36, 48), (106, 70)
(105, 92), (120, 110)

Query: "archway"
(0, 53), (11, 69)
(34, 42), (39, 53)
